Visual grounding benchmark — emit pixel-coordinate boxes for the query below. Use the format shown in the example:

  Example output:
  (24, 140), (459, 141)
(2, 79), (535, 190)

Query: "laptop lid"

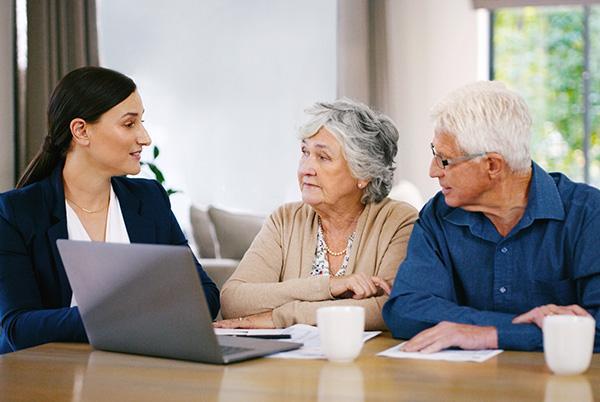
(56, 240), (300, 364)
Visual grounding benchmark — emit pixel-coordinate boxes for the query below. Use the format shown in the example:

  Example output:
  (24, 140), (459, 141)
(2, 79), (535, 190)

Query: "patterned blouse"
(309, 220), (355, 277)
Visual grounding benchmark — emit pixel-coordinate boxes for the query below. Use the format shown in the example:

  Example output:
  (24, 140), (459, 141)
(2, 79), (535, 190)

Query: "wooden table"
(1, 333), (598, 401)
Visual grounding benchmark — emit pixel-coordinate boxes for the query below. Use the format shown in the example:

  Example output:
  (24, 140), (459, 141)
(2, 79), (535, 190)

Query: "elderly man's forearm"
(382, 295), (548, 350)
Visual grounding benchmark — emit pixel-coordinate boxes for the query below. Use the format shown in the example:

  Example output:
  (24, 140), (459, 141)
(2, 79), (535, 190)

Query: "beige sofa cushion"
(190, 205), (218, 258)
(199, 258), (239, 289)
(208, 206), (264, 260)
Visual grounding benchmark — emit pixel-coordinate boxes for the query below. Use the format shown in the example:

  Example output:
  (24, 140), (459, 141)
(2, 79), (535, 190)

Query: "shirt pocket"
(532, 278), (576, 306)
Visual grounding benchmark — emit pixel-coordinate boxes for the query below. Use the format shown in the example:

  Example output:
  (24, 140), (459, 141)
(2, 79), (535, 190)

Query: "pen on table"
(232, 334), (292, 340)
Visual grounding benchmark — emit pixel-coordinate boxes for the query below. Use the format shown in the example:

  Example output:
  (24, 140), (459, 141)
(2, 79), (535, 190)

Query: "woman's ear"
(358, 180), (369, 189)
(70, 118), (90, 146)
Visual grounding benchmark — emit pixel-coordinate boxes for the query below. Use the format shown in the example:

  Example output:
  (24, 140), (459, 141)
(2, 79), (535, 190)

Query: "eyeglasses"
(430, 143), (486, 170)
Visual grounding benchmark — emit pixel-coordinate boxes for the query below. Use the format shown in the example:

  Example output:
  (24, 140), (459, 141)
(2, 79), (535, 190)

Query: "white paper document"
(377, 342), (503, 363)
(271, 324), (380, 359)
(215, 324), (380, 359)
(214, 328), (286, 336)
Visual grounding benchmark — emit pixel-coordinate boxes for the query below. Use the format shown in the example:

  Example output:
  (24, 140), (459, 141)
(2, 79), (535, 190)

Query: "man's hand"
(401, 321), (498, 353)
(329, 273), (392, 299)
(512, 304), (591, 329)
(213, 311), (275, 329)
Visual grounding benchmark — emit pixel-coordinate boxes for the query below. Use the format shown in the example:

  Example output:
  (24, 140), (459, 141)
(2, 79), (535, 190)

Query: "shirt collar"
(525, 162), (565, 221)
(443, 162), (565, 239)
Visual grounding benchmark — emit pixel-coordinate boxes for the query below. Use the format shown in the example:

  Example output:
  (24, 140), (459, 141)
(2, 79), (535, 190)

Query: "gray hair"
(431, 81), (532, 173)
(298, 98), (399, 204)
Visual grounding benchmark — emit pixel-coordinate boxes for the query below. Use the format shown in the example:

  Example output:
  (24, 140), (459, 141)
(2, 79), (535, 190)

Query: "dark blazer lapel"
(44, 165), (71, 305)
(112, 178), (157, 244)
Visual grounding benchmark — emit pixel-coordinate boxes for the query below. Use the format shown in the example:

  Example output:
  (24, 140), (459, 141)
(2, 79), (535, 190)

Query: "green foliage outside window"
(493, 6), (600, 185)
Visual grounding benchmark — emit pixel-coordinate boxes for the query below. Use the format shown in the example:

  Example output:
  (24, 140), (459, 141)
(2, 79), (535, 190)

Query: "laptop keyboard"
(220, 345), (252, 356)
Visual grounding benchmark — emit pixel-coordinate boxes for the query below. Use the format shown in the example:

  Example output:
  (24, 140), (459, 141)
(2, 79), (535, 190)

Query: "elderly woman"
(217, 99), (417, 330)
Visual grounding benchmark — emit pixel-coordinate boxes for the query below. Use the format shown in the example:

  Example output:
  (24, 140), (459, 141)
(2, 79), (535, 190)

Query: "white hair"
(298, 98), (399, 204)
(431, 81), (532, 173)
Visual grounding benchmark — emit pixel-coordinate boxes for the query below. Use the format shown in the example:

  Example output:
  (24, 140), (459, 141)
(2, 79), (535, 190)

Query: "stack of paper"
(377, 342), (503, 363)
(215, 324), (380, 359)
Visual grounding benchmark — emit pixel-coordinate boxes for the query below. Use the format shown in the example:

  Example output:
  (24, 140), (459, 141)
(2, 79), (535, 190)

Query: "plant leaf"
(147, 163), (165, 184)
(153, 146), (160, 159)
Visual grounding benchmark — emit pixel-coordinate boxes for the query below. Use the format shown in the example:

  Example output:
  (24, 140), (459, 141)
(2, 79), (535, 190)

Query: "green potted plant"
(141, 145), (180, 196)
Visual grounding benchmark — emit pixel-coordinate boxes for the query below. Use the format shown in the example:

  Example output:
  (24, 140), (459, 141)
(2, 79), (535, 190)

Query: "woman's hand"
(213, 311), (276, 329)
(329, 272), (392, 299)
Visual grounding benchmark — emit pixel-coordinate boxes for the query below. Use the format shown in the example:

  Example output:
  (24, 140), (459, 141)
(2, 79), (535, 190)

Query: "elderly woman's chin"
(300, 188), (323, 207)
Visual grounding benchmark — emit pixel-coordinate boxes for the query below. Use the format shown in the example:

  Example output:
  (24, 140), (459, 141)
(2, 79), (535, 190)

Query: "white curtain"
(336, 0), (481, 201)
(336, 0), (391, 113)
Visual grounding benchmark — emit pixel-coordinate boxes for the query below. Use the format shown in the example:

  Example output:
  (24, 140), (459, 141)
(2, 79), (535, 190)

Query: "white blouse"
(66, 185), (130, 307)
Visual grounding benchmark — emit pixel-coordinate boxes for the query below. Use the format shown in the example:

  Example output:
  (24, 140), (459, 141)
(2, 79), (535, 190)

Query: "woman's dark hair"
(16, 66), (137, 188)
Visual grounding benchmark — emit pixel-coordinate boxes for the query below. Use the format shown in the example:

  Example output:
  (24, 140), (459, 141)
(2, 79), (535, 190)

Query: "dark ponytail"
(16, 66), (137, 188)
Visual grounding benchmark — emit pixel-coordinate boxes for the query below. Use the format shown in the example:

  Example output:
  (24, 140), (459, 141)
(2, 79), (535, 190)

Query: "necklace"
(66, 197), (108, 214)
(319, 217), (355, 256)
(323, 241), (348, 256)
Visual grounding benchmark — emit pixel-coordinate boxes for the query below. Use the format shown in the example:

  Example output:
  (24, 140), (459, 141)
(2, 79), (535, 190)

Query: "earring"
(358, 183), (364, 189)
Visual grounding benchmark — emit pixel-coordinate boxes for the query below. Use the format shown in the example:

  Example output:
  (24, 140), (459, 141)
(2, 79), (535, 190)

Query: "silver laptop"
(56, 240), (301, 364)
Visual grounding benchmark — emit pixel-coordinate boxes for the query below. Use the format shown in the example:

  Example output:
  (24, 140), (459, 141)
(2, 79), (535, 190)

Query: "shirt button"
(501, 247), (508, 253)
(499, 286), (507, 294)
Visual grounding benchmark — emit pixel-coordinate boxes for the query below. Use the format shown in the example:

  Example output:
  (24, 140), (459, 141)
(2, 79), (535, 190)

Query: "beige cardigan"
(220, 198), (417, 330)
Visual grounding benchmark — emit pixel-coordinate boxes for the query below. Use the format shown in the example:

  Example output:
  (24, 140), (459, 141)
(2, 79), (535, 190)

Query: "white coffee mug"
(543, 315), (596, 375)
(317, 306), (365, 363)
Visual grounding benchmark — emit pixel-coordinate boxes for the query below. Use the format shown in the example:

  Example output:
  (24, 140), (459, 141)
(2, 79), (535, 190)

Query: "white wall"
(98, 0), (337, 216)
(0, 0), (15, 191)
(385, 0), (483, 201)
(98, 0), (485, 214)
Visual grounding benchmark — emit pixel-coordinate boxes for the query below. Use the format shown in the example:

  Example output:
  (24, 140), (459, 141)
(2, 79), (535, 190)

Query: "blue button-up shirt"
(383, 163), (600, 351)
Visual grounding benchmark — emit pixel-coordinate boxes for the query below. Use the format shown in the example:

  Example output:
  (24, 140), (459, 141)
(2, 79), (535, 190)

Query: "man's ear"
(70, 118), (90, 146)
(486, 153), (506, 179)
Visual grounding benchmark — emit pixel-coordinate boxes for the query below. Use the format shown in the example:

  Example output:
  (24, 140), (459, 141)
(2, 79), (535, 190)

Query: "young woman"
(0, 66), (219, 354)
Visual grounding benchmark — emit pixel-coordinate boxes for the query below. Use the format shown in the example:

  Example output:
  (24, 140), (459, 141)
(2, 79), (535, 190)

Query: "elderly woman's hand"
(213, 311), (276, 329)
(329, 273), (392, 299)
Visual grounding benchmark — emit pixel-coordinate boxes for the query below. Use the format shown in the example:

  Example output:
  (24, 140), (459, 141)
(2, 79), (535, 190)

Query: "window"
(492, 5), (600, 185)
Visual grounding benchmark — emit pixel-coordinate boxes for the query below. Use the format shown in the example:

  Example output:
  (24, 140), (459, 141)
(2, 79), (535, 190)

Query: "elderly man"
(383, 81), (600, 352)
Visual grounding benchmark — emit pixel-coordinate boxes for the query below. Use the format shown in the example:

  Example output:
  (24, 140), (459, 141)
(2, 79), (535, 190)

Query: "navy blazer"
(0, 165), (220, 354)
